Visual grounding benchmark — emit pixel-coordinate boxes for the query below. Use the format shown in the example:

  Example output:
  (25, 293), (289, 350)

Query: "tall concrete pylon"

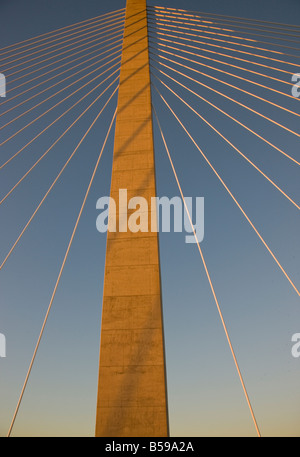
(95, 0), (169, 437)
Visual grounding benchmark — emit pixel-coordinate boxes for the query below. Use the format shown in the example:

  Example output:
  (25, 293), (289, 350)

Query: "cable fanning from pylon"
(151, 82), (300, 297)
(6, 105), (118, 438)
(6, 31), (124, 79)
(149, 44), (300, 113)
(0, 8), (125, 54)
(0, 16), (125, 68)
(148, 14), (300, 44)
(147, 20), (300, 52)
(0, 75), (119, 195)
(147, 25), (299, 72)
(0, 86), (118, 273)
(7, 40), (123, 94)
(149, 39), (299, 101)
(1, 22), (124, 73)
(148, 6), (300, 30)
(149, 62), (300, 166)
(0, 49), (122, 121)
(151, 72), (300, 210)
(0, 57), (121, 146)
(149, 51), (300, 138)
(152, 103), (261, 438)
(8, 35), (123, 86)
(0, 47), (122, 113)
(148, 11), (300, 40)
(149, 29), (300, 60)
(0, 11), (125, 62)
(148, 35), (297, 89)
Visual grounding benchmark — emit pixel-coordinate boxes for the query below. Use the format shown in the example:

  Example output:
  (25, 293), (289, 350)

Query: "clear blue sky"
(0, 0), (299, 437)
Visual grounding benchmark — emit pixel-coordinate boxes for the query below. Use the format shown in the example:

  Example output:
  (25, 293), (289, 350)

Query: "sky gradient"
(0, 0), (299, 437)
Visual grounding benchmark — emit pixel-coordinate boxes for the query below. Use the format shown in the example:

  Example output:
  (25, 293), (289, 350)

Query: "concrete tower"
(95, 0), (169, 437)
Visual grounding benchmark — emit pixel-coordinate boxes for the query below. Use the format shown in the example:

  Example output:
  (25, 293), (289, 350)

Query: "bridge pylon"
(95, 0), (169, 437)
